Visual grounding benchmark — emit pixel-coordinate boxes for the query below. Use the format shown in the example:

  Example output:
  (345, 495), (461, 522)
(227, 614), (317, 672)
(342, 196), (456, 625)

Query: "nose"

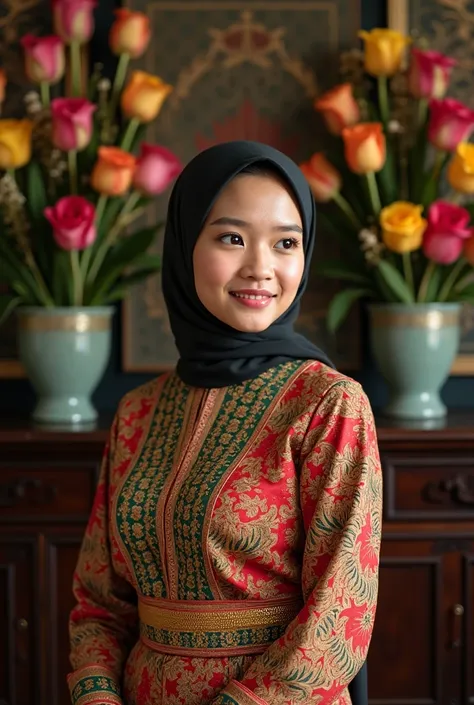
(239, 244), (274, 280)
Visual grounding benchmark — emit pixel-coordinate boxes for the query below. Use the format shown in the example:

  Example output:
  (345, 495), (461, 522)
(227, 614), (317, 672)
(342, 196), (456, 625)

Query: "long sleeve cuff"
(212, 680), (268, 705)
(68, 665), (123, 705)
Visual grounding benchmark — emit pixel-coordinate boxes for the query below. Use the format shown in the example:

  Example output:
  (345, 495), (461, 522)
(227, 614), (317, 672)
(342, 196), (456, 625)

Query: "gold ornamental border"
(370, 310), (460, 330)
(18, 314), (111, 333)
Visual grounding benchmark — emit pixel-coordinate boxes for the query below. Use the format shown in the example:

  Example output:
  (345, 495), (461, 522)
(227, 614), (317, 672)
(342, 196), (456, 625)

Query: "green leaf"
(26, 161), (48, 224)
(425, 265), (443, 302)
(376, 259), (414, 303)
(451, 283), (474, 302)
(86, 227), (158, 304)
(327, 287), (373, 333)
(314, 260), (373, 287)
(0, 294), (22, 327)
(25, 161), (55, 280)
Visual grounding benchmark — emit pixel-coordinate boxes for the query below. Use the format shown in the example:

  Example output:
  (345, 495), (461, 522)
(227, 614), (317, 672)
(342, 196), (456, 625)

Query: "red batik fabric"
(68, 361), (383, 705)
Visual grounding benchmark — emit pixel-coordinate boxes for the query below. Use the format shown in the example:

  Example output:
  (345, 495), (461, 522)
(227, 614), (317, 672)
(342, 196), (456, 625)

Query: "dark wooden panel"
(0, 536), (38, 705)
(383, 455), (474, 521)
(368, 542), (443, 705)
(44, 533), (84, 705)
(463, 552), (474, 705)
(0, 464), (99, 524)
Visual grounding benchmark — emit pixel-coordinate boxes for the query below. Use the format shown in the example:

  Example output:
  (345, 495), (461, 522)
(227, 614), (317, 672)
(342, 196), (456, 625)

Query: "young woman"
(68, 141), (382, 705)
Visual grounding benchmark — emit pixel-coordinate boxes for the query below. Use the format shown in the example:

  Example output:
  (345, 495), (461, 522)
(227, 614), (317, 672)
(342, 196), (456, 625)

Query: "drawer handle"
(450, 604), (464, 648)
(424, 474), (474, 507)
(0, 478), (57, 508)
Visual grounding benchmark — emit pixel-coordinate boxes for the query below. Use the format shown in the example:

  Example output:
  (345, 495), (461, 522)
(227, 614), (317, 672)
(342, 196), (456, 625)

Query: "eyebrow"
(208, 216), (303, 235)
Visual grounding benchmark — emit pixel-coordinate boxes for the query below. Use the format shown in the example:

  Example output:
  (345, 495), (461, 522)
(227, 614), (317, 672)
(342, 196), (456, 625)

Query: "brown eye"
(220, 233), (244, 246)
(275, 237), (300, 250)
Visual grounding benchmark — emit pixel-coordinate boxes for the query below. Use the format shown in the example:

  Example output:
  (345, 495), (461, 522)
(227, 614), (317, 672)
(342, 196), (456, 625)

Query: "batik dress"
(68, 360), (382, 705)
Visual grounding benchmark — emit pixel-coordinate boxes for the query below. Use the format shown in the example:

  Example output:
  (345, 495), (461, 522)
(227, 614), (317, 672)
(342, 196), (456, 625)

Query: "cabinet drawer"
(0, 462), (100, 522)
(383, 454), (474, 521)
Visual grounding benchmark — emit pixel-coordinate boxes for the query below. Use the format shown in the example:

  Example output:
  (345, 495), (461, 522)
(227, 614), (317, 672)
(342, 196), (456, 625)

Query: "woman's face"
(193, 173), (305, 333)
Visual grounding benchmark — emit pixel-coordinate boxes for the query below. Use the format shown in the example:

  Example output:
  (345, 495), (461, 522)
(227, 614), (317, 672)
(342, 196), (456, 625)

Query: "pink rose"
(428, 98), (474, 152)
(45, 196), (96, 251)
(51, 98), (96, 152)
(21, 35), (65, 84)
(422, 200), (473, 264)
(408, 48), (456, 100)
(132, 143), (182, 196)
(52, 0), (96, 44)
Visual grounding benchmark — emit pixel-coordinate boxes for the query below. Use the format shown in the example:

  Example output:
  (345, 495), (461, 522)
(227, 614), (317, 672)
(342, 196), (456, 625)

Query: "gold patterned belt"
(138, 594), (302, 657)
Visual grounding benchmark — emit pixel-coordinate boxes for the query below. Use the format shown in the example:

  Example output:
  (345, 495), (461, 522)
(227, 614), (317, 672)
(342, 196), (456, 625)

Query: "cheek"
(193, 248), (232, 295)
(280, 253), (305, 294)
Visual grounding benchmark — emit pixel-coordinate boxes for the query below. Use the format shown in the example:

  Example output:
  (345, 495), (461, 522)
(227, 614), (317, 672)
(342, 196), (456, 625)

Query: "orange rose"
(91, 147), (136, 196)
(464, 235), (474, 266)
(109, 9), (151, 59)
(0, 68), (6, 106)
(121, 71), (172, 123)
(314, 83), (360, 135)
(300, 153), (341, 202)
(342, 123), (386, 174)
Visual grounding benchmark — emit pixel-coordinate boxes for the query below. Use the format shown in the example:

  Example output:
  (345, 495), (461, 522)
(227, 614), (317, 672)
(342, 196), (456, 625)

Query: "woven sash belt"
(138, 594), (302, 657)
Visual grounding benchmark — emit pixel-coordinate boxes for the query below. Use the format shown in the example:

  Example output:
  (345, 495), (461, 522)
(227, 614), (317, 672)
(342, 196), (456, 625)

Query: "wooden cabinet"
(0, 416), (473, 705)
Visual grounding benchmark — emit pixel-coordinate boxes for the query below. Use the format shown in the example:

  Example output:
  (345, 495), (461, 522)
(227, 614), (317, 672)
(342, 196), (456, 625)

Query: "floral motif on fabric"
(68, 362), (383, 705)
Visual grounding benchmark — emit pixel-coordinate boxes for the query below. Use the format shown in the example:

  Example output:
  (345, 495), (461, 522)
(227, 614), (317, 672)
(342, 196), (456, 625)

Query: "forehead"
(207, 173), (302, 220)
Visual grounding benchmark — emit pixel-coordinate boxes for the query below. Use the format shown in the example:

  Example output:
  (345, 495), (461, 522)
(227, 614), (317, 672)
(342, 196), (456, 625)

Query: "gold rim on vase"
(18, 313), (111, 333)
(370, 309), (460, 330)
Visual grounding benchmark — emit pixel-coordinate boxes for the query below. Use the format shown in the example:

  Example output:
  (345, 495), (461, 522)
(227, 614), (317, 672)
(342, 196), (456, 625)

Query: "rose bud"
(342, 123), (386, 174)
(21, 35), (65, 84)
(428, 98), (474, 152)
(448, 143), (474, 194)
(314, 83), (360, 135)
(299, 153), (342, 202)
(358, 28), (411, 77)
(44, 195), (96, 250)
(109, 9), (151, 58)
(51, 98), (96, 152)
(422, 200), (473, 264)
(53, 0), (96, 44)
(133, 143), (182, 196)
(91, 146), (136, 196)
(121, 71), (172, 123)
(408, 48), (456, 100)
(0, 119), (34, 169)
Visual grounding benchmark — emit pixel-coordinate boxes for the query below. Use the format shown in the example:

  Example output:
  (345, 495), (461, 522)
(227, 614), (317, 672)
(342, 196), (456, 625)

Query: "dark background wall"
(1, 0), (473, 415)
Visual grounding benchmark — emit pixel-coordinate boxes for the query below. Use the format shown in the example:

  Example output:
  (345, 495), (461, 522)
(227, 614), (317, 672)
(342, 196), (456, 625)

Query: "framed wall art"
(121, 0), (363, 373)
(388, 0), (474, 375)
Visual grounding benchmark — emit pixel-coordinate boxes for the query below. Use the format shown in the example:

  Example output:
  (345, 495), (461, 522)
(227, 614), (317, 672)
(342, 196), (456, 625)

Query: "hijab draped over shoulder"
(162, 140), (333, 388)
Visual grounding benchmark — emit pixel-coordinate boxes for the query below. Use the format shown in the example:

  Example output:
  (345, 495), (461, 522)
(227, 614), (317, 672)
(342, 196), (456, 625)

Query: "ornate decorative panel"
(122, 0), (362, 372)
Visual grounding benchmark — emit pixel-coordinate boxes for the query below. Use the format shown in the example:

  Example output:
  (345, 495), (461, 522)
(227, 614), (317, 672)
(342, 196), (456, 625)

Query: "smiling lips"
(229, 289), (276, 309)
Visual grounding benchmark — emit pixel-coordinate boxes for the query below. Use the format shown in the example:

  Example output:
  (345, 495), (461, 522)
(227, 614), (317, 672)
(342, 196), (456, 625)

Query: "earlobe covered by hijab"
(162, 140), (333, 387)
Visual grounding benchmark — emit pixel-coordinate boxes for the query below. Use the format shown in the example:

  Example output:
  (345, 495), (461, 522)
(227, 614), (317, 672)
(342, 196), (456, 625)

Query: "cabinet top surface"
(0, 411), (473, 445)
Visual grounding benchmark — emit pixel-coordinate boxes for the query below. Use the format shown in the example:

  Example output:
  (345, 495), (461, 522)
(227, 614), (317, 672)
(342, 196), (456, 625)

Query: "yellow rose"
(0, 119), (34, 170)
(121, 71), (172, 123)
(380, 201), (427, 253)
(359, 29), (411, 77)
(447, 143), (474, 194)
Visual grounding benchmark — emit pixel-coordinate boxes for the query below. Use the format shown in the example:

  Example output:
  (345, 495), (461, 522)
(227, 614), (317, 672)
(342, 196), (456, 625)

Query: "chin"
(228, 316), (274, 333)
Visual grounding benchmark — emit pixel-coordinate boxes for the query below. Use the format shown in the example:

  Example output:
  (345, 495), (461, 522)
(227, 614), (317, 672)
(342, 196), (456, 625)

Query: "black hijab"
(162, 140), (333, 388)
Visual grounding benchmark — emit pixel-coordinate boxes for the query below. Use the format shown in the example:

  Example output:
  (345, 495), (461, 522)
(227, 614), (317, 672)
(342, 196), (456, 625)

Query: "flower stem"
(417, 260), (437, 302)
(86, 190), (141, 285)
(70, 249), (83, 305)
(402, 252), (415, 297)
(120, 118), (140, 152)
(417, 99), (428, 129)
(109, 52), (130, 118)
(377, 76), (389, 126)
(439, 258), (466, 302)
(68, 150), (78, 194)
(80, 195), (108, 280)
(332, 191), (363, 230)
(40, 81), (50, 108)
(365, 171), (382, 216)
(70, 40), (82, 97)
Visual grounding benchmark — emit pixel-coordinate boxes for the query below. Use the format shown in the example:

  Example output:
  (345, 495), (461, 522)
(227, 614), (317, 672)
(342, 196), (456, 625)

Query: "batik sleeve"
(68, 418), (138, 705)
(212, 379), (383, 705)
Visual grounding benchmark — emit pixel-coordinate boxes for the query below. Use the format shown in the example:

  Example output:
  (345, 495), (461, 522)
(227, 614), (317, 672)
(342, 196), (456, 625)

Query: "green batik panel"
(174, 361), (302, 600)
(71, 676), (120, 705)
(140, 622), (285, 651)
(116, 374), (189, 597)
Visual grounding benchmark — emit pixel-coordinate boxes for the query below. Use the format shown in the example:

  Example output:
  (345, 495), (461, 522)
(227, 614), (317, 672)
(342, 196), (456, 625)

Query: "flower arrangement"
(300, 28), (474, 331)
(0, 1), (181, 323)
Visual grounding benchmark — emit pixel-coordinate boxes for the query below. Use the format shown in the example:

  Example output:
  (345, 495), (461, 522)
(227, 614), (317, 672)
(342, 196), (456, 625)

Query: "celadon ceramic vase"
(17, 307), (114, 425)
(368, 303), (461, 420)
